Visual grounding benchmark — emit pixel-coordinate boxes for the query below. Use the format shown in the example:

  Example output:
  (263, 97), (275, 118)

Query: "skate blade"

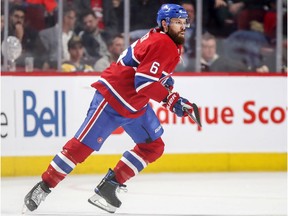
(88, 193), (117, 213)
(21, 204), (29, 215)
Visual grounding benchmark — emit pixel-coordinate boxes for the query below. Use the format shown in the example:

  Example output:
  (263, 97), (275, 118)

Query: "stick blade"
(184, 103), (202, 127)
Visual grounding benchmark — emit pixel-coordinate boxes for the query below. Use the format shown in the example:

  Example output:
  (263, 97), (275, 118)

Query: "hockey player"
(24, 4), (200, 214)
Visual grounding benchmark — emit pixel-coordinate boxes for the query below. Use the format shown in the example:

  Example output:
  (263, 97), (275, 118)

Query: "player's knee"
(134, 137), (165, 163)
(63, 137), (94, 164)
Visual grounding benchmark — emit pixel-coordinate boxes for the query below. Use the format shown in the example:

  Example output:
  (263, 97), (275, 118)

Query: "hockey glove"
(160, 76), (174, 91)
(164, 92), (193, 117)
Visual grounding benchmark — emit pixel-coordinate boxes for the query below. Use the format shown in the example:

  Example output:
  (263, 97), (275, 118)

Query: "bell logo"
(23, 90), (66, 137)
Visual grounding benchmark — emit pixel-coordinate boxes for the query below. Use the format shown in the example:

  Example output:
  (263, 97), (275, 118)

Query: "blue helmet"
(156, 4), (188, 27)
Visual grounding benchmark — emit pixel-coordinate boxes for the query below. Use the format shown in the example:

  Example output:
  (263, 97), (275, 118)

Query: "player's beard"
(167, 28), (185, 45)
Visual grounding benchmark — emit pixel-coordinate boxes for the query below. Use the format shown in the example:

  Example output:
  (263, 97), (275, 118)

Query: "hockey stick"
(183, 103), (202, 127)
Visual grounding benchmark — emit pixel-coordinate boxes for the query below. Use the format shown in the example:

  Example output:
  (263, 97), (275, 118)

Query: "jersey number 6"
(150, 62), (160, 74)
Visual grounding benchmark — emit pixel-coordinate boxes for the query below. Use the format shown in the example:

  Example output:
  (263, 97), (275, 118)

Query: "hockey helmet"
(156, 4), (189, 27)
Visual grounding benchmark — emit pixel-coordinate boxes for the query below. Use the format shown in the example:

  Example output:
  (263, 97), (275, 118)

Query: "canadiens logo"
(97, 137), (103, 143)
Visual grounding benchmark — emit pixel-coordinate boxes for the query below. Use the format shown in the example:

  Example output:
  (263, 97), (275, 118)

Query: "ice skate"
(23, 181), (51, 212)
(88, 168), (127, 213)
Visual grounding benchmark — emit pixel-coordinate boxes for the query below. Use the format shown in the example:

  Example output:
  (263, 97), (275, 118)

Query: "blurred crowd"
(1, 0), (287, 73)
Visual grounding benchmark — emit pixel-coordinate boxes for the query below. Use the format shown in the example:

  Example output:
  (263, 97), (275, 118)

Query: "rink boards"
(1, 73), (287, 176)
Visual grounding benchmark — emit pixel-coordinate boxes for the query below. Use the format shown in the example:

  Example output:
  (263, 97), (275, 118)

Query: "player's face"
(167, 18), (187, 45)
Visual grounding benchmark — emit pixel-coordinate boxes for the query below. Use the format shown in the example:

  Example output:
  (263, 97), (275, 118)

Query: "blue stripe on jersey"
(53, 155), (73, 174)
(134, 75), (155, 90)
(122, 46), (139, 67)
(123, 151), (145, 172)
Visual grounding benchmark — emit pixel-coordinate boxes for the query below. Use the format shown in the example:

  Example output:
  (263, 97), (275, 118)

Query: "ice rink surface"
(1, 172), (287, 216)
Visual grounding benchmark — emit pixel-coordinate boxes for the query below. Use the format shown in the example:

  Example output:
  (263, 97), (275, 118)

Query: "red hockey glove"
(163, 92), (193, 117)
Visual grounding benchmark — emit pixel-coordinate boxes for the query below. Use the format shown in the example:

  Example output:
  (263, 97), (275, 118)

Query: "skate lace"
(31, 185), (49, 206)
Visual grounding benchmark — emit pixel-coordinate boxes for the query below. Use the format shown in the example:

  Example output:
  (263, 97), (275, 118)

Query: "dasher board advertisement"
(1, 75), (287, 156)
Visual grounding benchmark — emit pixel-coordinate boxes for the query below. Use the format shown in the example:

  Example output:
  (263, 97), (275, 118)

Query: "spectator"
(39, 4), (77, 69)
(282, 10), (287, 73)
(6, 5), (44, 68)
(94, 34), (124, 71)
(62, 36), (94, 72)
(282, 39), (287, 73)
(130, 0), (163, 31)
(1, 10), (3, 30)
(23, 0), (58, 29)
(114, 0), (180, 41)
(202, 0), (235, 37)
(224, 21), (272, 72)
(180, 0), (196, 58)
(26, 0), (57, 14)
(112, 0), (124, 33)
(175, 46), (190, 72)
(79, 10), (110, 66)
(112, 0), (163, 41)
(228, 0), (268, 30)
(1, 11), (4, 65)
(72, 0), (118, 36)
(8, 5), (28, 43)
(24, 4), (46, 31)
(1, 9), (4, 41)
(185, 32), (247, 72)
(263, 0), (277, 44)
